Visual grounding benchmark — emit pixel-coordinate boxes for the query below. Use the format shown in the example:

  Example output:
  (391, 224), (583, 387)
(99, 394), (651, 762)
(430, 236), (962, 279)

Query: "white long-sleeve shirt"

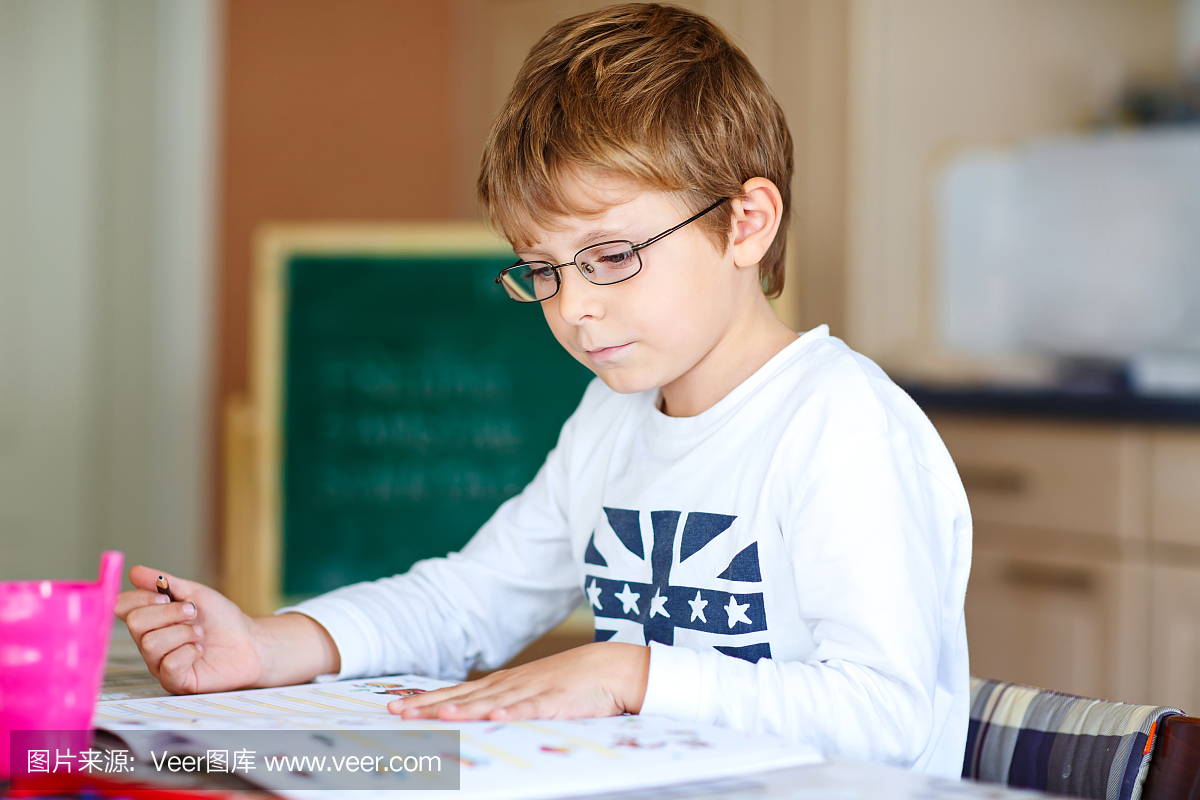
(279, 326), (973, 777)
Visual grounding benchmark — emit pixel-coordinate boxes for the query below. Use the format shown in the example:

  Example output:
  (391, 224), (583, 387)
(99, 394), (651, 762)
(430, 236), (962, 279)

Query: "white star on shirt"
(614, 584), (641, 615)
(724, 595), (751, 628)
(649, 588), (670, 618)
(586, 579), (603, 611)
(688, 591), (708, 623)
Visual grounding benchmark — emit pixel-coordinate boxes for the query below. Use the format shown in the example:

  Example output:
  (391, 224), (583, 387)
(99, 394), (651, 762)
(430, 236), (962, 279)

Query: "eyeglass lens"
(499, 264), (557, 302)
(499, 241), (640, 302)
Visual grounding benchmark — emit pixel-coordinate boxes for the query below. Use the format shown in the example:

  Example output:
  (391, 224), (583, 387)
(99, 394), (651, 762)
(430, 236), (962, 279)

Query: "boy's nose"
(554, 264), (604, 324)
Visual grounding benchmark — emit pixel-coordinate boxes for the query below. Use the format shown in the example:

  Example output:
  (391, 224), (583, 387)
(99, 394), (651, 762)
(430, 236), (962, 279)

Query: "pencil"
(156, 575), (177, 603)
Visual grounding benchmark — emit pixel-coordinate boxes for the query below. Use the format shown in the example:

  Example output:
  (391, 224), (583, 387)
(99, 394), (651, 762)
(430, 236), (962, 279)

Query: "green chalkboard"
(278, 249), (593, 597)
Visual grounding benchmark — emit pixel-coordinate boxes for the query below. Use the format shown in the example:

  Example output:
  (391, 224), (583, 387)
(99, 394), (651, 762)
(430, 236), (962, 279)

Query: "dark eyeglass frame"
(494, 197), (731, 303)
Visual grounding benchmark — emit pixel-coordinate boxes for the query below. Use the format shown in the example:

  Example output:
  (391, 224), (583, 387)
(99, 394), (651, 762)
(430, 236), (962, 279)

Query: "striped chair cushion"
(964, 677), (1183, 800)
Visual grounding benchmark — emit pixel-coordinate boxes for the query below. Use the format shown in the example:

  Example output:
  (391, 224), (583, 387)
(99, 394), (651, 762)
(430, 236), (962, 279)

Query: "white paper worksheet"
(93, 674), (823, 800)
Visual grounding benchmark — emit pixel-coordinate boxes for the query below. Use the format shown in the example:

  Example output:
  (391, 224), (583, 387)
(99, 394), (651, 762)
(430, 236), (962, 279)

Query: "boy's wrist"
(250, 612), (342, 687)
(248, 614), (284, 687)
(608, 642), (651, 714)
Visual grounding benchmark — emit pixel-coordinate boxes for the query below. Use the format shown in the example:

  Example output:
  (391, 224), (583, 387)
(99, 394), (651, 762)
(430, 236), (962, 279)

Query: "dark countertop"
(901, 383), (1200, 425)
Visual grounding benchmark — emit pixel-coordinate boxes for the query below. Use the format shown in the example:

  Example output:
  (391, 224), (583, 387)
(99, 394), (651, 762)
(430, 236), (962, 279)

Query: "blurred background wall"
(215, 0), (466, 586)
(846, 0), (1179, 367)
(0, 0), (218, 583)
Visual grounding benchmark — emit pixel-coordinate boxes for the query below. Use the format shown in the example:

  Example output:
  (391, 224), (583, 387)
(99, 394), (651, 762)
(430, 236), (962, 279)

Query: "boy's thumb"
(128, 564), (193, 596)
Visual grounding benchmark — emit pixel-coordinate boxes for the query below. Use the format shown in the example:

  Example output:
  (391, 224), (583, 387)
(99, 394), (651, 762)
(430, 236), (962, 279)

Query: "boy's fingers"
(127, 565), (203, 600)
(389, 692), (463, 717)
(389, 682), (474, 708)
(124, 600), (198, 639)
(127, 564), (170, 592)
(393, 684), (514, 719)
(389, 694), (446, 715)
(440, 698), (495, 720)
(438, 693), (516, 720)
(140, 622), (204, 671)
(489, 698), (540, 721)
(397, 705), (439, 719)
(159, 642), (204, 694)
(387, 681), (486, 714)
(114, 589), (170, 620)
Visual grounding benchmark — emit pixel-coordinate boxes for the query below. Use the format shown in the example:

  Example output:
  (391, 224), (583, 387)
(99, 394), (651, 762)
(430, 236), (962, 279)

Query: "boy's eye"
(597, 250), (634, 266)
(580, 244), (637, 273)
(529, 265), (556, 281)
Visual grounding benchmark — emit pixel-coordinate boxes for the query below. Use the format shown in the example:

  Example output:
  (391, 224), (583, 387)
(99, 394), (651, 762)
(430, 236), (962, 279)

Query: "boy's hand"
(116, 565), (266, 694)
(115, 565), (341, 694)
(386, 642), (650, 721)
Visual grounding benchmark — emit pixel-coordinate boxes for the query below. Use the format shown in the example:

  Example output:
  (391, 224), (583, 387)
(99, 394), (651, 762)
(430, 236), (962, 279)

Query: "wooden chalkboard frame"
(223, 223), (516, 617)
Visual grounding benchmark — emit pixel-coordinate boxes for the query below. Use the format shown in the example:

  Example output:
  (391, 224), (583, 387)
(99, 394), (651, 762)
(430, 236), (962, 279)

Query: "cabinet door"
(931, 415), (1148, 540)
(967, 544), (1148, 703)
(1150, 565), (1200, 712)
(1150, 431), (1200, 548)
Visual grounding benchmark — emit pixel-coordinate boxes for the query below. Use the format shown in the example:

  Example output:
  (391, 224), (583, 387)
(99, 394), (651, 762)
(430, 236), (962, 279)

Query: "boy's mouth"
(584, 342), (633, 362)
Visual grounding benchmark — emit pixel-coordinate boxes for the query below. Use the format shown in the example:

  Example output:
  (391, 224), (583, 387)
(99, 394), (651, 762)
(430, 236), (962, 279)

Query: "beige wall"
(845, 0), (1179, 370)
(0, 0), (218, 586)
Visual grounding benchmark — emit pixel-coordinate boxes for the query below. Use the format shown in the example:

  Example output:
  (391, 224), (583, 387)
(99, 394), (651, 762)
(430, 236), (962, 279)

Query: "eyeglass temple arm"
(631, 197), (732, 252)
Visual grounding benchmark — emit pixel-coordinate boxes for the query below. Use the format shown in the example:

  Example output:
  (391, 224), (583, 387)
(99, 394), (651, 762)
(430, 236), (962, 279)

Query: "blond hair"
(478, 3), (793, 297)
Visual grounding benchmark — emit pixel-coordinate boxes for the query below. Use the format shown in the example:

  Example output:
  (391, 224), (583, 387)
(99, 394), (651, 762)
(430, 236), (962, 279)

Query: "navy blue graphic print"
(717, 542), (762, 582)
(583, 532), (607, 567)
(680, 513), (736, 561)
(715, 642), (772, 663)
(585, 508), (769, 660)
(604, 507), (644, 559)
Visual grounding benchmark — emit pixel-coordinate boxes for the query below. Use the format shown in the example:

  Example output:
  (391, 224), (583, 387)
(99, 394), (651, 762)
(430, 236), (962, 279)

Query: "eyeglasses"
(495, 197), (730, 303)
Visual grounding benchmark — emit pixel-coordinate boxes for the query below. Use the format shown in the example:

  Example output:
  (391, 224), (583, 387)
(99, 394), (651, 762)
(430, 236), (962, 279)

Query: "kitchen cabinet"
(932, 414), (1200, 709)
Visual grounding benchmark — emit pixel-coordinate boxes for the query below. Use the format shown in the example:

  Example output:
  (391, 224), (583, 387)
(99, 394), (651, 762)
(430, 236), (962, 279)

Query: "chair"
(1143, 715), (1200, 800)
(963, 676), (1200, 800)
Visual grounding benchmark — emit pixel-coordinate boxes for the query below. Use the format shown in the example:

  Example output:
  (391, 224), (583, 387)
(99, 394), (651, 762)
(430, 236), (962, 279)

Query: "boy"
(117, 3), (972, 778)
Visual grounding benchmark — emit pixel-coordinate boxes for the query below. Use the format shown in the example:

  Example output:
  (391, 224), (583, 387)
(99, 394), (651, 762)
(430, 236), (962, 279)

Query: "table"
(101, 625), (1041, 800)
(101, 621), (171, 701)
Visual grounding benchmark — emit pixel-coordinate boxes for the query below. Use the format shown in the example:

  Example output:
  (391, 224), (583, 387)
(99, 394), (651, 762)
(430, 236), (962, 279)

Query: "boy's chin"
(591, 367), (661, 396)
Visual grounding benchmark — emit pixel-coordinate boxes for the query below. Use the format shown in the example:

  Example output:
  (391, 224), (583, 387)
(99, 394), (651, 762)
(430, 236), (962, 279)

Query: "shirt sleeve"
(640, 433), (969, 770)
(276, 410), (586, 682)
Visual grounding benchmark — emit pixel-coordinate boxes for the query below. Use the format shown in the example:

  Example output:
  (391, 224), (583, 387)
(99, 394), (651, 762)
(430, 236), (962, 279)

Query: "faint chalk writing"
(319, 352), (511, 403)
(321, 412), (523, 454)
(317, 461), (528, 507)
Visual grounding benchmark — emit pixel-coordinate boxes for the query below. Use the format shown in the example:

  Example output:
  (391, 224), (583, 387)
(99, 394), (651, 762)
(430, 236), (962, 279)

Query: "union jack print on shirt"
(583, 507), (771, 663)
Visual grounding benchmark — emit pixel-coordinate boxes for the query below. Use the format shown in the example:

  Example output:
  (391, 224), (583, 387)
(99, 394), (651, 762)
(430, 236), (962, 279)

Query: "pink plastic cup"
(0, 550), (123, 781)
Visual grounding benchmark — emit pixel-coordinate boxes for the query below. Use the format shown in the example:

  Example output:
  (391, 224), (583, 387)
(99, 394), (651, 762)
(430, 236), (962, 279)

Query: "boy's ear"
(729, 178), (783, 270)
